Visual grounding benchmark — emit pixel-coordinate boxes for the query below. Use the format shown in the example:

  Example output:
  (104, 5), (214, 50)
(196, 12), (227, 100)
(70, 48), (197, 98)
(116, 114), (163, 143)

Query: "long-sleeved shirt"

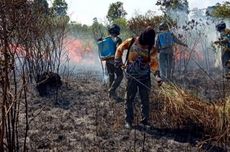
(115, 37), (159, 78)
(219, 29), (230, 52)
(156, 31), (186, 53)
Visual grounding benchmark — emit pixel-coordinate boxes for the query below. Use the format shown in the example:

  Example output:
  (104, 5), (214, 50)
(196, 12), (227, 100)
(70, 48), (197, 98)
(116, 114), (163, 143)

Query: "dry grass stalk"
(150, 82), (230, 144)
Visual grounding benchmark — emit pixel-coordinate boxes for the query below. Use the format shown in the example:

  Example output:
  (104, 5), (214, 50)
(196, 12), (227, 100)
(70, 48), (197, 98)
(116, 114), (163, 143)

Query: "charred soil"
(21, 69), (229, 152)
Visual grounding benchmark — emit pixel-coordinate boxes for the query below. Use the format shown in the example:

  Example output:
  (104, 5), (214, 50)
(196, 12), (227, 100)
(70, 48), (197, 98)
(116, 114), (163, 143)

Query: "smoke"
(61, 35), (104, 79)
(167, 6), (230, 73)
(166, 9), (189, 27)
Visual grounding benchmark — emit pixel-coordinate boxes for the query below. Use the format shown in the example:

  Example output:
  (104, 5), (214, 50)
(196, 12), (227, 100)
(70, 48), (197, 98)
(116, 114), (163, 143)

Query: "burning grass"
(150, 82), (230, 145)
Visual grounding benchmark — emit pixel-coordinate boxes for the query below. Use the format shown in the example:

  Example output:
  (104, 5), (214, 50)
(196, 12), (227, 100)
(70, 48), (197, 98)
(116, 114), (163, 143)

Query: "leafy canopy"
(52, 0), (68, 16)
(213, 2), (230, 18)
(106, 1), (127, 23)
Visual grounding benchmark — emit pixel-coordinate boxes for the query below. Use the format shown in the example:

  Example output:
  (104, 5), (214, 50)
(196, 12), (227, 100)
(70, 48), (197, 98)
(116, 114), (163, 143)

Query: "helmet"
(108, 24), (120, 35)
(216, 22), (226, 32)
(159, 22), (169, 31)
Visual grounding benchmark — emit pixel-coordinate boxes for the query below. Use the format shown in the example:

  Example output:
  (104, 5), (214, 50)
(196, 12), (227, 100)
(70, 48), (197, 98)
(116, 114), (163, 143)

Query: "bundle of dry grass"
(150, 82), (230, 143)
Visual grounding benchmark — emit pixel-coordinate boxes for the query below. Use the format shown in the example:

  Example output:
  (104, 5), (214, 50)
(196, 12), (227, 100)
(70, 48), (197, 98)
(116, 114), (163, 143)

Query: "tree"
(156, 0), (189, 13)
(156, 0), (189, 26)
(208, 2), (230, 18)
(52, 0), (68, 16)
(68, 22), (92, 39)
(106, 1), (127, 23)
(113, 18), (132, 39)
(128, 11), (165, 35)
(34, 0), (49, 15)
(91, 17), (106, 40)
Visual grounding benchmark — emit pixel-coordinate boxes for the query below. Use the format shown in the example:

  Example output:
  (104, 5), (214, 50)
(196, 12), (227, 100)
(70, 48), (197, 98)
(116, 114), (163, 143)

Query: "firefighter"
(114, 26), (162, 129)
(105, 24), (123, 101)
(214, 21), (230, 78)
(156, 22), (187, 81)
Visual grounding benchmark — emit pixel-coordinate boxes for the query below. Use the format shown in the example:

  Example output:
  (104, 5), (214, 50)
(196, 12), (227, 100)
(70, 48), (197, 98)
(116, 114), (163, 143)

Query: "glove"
(114, 58), (123, 68)
(154, 70), (162, 86)
(156, 75), (163, 87)
(153, 70), (160, 77)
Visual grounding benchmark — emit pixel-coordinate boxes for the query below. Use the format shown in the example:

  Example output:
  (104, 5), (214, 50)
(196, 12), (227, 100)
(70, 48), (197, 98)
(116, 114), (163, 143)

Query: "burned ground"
(17, 68), (230, 152)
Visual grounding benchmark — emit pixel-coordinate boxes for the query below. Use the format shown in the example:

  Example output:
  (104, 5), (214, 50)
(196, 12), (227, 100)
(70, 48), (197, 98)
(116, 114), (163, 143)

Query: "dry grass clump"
(150, 82), (230, 143)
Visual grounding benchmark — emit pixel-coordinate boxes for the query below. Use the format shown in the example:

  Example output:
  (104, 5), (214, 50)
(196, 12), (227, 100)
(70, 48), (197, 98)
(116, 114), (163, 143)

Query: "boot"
(108, 90), (123, 102)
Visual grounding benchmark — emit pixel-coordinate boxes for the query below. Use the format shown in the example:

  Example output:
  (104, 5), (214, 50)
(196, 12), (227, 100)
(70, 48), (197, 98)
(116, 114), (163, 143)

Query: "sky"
(63, 0), (227, 25)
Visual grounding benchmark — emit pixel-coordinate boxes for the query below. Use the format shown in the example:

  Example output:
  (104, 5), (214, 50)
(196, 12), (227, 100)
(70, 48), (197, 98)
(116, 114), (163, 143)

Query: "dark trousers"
(106, 61), (123, 92)
(159, 52), (173, 81)
(222, 51), (230, 73)
(125, 77), (151, 124)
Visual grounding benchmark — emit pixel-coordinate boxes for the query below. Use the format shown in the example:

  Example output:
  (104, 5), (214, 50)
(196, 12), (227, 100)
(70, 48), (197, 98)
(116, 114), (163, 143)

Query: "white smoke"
(167, 5), (230, 72)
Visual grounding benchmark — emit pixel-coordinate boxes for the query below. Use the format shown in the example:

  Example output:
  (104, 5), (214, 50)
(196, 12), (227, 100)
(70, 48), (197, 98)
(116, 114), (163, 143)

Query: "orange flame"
(174, 46), (204, 62)
(64, 37), (95, 64)
(6, 37), (96, 65)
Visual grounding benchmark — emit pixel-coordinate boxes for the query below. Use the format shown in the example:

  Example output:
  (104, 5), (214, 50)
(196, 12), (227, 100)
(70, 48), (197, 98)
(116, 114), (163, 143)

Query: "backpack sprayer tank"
(158, 32), (175, 49)
(97, 37), (116, 60)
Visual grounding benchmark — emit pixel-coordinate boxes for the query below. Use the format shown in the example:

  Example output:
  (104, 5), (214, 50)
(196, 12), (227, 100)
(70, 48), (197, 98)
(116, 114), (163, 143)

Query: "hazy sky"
(64, 0), (226, 25)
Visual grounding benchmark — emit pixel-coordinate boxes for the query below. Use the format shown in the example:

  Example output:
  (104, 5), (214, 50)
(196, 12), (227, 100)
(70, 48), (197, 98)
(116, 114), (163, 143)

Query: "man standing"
(105, 24), (123, 100)
(214, 22), (230, 78)
(156, 22), (187, 81)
